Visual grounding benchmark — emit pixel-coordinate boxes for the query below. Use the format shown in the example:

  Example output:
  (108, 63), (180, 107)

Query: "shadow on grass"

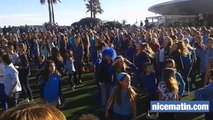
(27, 72), (206, 120)
(60, 74), (100, 119)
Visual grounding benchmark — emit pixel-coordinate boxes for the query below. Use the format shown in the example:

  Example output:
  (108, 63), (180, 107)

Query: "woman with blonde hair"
(158, 36), (173, 79)
(149, 37), (160, 53)
(1, 103), (66, 120)
(81, 32), (91, 72)
(178, 40), (195, 95)
(143, 43), (156, 60)
(144, 32), (152, 43)
(184, 38), (197, 89)
(158, 68), (179, 120)
(105, 72), (137, 120)
(133, 43), (151, 87)
(113, 55), (138, 76)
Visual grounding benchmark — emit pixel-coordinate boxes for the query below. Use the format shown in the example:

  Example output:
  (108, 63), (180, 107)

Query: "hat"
(102, 47), (117, 60)
(117, 72), (128, 82)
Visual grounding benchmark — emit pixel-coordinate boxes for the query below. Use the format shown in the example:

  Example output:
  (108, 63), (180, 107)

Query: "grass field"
(11, 72), (207, 120)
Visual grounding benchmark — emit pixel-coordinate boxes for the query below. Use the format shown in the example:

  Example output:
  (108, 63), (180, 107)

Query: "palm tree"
(40, 0), (61, 24)
(40, 0), (52, 24)
(50, 0), (61, 24)
(85, 0), (93, 18)
(85, 0), (103, 18)
(92, 0), (103, 18)
(122, 19), (127, 26)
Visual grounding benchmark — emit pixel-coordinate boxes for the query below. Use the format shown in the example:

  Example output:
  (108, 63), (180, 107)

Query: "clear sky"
(0, 0), (169, 27)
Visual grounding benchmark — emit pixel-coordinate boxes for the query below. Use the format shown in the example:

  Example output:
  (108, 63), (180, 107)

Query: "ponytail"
(163, 68), (179, 93)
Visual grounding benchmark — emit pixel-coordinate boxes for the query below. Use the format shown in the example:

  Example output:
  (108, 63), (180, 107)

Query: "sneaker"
(183, 91), (190, 96)
(30, 99), (35, 103)
(25, 98), (30, 103)
(60, 103), (67, 109)
(70, 86), (75, 91)
(192, 83), (196, 89)
(19, 98), (30, 105)
(79, 79), (82, 84)
(146, 113), (157, 119)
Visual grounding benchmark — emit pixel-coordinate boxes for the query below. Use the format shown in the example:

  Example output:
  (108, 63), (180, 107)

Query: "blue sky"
(0, 0), (168, 27)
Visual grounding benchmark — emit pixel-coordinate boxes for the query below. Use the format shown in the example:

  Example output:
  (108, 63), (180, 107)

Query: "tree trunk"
(48, 0), (52, 24)
(90, 11), (93, 18)
(90, 1), (93, 18)
(93, 12), (96, 18)
(51, 1), (55, 24)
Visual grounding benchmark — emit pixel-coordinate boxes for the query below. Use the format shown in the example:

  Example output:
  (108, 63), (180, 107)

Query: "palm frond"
(84, 0), (104, 17)
(51, 0), (60, 4)
(40, 0), (46, 4)
(85, 3), (91, 9)
(86, 9), (90, 13)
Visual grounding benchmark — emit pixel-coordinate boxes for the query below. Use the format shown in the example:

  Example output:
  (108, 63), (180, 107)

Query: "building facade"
(148, 0), (213, 26)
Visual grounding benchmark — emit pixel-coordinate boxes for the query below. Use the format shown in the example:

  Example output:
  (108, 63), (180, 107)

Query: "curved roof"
(148, 0), (213, 15)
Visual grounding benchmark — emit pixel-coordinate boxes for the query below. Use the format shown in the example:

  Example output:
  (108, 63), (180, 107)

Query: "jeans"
(68, 73), (75, 87)
(133, 71), (141, 87)
(201, 72), (206, 85)
(19, 75), (33, 100)
(74, 66), (82, 83)
(205, 112), (213, 120)
(83, 46), (90, 68)
(101, 83), (113, 112)
(157, 62), (165, 80)
(0, 84), (7, 110)
(145, 92), (157, 113)
(113, 113), (132, 120)
(181, 66), (191, 92)
(5, 95), (16, 109)
(159, 113), (176, 120)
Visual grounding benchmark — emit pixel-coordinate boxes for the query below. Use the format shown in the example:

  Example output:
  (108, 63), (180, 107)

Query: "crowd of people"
(0, 24), (213, 120)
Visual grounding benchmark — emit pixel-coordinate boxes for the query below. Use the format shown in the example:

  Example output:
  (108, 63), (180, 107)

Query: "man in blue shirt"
(195, 78), (213, 120)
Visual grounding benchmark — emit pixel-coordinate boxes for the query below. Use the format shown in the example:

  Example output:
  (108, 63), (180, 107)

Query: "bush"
(71, 17), (102, 28)
(104, 21), (122, 29)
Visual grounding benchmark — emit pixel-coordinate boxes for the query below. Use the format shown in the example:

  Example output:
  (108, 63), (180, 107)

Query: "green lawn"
(29, 73), (205, 120)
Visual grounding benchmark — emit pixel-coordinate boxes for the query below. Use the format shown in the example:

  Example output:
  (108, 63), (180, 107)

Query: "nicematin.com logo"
(150, 101), (209, 112)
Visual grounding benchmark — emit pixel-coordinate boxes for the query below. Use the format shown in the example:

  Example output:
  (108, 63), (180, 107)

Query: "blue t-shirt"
(141, 72), (157, 94)
(126, 47), (135, 62)
(41, 74), (60, 103)
(113, 90), (132, 115)
(89, 37), (95, 48)
(195, 83), (213, 112)
(67, 38), (75, 50)
(200, 48), (213, 73)
(203, 34), (209, 44)
(32, 41), (40, 57)
(181, 49), (195, 69)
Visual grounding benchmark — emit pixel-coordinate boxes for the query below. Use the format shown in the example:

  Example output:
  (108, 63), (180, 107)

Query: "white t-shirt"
(158, 81), (178, 101)
(0, 63), (5, 84)
(3, 63), (22, 95)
